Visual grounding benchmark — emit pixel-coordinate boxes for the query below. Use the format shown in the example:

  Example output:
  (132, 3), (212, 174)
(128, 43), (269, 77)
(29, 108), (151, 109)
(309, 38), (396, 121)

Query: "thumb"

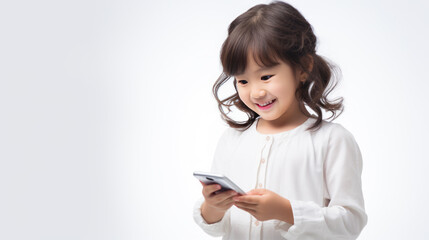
(247, 188), (266, 195)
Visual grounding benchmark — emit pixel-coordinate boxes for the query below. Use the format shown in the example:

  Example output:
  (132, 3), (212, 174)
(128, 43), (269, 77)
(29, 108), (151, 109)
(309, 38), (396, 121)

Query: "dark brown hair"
(212, 1), (343, 131)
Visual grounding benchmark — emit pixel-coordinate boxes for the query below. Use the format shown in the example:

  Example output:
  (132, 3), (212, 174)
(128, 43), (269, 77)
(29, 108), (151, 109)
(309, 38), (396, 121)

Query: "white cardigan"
(193, 117), (367, 240)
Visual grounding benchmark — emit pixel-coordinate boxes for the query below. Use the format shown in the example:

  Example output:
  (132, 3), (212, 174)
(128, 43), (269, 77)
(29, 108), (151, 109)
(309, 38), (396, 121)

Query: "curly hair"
(212, 1), (343, 131)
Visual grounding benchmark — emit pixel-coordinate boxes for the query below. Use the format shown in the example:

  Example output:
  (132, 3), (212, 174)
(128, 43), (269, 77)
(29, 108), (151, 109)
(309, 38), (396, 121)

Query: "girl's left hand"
(233, 189), (294, 224)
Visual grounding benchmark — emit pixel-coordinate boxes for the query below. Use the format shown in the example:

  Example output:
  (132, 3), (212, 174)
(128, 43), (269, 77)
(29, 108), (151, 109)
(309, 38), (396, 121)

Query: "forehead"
(235, 61), (274, 77)
(234, 51), (282, 77)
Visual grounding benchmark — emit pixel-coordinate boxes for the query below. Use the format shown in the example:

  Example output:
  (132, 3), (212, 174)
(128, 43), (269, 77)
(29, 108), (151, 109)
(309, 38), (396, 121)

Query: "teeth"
(260, 99), (274, 107)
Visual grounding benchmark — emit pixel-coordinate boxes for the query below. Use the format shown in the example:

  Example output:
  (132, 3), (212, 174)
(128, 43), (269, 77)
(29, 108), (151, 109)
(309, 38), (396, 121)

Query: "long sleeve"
(277, 124), (367, 239)
(193, 197), (231, 237)
(193, 128), (233, 237)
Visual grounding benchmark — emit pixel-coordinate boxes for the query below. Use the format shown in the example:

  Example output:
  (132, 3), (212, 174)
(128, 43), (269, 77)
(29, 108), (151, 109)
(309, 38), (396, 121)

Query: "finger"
(219, 196), (236, 208)
(202, 184), (222, 197)
(234, 194), (260, 204)
(208, 191), (236, 209)
(247, 188), (266, 195)
(234, 201), (257, 210)
(235, 204), (256, 214)
(213, 190), (238, 202)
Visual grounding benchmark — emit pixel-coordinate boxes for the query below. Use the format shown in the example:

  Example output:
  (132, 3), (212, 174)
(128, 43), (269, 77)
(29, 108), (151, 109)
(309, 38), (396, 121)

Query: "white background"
(1, 0), (428, 239)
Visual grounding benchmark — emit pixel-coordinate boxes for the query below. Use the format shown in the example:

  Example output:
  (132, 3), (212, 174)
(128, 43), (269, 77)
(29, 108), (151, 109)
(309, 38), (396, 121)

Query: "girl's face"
(235, 55), (306, 126)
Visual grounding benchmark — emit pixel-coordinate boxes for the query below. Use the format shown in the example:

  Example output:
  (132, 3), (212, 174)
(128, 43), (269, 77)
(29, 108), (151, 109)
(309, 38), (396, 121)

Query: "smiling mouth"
(256, 99), (275, 106)
(256, 99), (276, 109)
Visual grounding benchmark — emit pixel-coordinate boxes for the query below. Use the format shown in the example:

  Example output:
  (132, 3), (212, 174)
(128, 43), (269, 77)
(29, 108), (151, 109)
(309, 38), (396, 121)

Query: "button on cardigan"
(193, 117), (367, 240)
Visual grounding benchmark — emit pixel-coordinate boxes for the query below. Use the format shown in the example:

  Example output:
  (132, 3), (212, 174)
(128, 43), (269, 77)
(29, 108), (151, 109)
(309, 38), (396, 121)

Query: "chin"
(257, 114), (280, 121)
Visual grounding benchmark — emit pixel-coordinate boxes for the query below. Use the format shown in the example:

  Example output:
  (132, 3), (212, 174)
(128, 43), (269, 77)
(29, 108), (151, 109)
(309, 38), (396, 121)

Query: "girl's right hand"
(200, 181), (238, 223)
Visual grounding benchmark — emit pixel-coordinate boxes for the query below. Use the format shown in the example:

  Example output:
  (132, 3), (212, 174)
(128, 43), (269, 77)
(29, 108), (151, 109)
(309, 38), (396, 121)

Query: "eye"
(261, 75), (274, 80)
(237, 80), (248, 85)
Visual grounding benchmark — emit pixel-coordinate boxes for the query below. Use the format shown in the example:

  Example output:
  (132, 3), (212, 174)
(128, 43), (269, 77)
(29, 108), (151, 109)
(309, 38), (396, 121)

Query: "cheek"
(268, 84), (284, 97)
(237, 90), (255, 108)
(237, 89), (248, 101)
(271, 82), (296, 97)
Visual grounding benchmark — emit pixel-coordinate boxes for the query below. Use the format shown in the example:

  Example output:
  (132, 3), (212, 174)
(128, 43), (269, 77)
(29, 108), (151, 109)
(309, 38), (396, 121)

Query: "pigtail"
(296, 54), (344, 130)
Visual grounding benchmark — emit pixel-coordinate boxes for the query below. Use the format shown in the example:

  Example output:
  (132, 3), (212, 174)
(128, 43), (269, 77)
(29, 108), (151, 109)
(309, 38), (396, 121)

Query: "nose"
(251, 88), (267, 99)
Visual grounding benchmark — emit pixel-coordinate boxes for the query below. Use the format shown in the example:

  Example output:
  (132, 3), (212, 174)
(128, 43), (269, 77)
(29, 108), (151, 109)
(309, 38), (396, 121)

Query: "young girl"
(193, 1), (367, 239)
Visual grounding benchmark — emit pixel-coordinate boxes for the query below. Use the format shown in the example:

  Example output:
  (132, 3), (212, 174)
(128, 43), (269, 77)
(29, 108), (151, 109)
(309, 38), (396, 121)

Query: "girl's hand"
(233, 189), (294, 224)
(201, 181), (238, 211)
(200, 181), (238, 223)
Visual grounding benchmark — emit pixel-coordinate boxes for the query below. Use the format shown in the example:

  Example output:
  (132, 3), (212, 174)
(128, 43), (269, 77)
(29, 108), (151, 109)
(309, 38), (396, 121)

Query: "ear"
(300, 55), (314, 82)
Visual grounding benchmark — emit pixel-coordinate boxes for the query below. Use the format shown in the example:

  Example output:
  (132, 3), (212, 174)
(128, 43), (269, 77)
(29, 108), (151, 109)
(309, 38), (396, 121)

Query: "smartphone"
(193, 171), (246, 195)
